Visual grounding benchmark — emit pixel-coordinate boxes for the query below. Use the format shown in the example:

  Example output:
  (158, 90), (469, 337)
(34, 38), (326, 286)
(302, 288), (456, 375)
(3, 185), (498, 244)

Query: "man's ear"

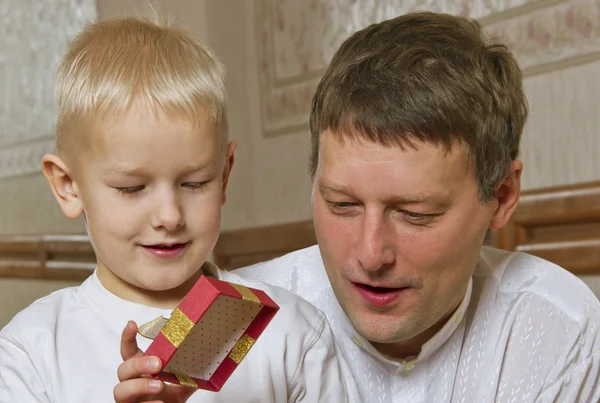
(220, 141), (237, 205)
(489, 160), (523, 230)
(41, 154), (84, 219)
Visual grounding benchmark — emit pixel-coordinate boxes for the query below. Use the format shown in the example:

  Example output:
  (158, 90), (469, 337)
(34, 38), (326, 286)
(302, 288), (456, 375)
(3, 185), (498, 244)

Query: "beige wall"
(1, 0), (599, 327)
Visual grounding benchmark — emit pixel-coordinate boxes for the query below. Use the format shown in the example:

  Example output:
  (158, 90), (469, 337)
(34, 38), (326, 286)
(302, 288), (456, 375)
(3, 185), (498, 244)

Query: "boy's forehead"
(62, 103), (224, 165)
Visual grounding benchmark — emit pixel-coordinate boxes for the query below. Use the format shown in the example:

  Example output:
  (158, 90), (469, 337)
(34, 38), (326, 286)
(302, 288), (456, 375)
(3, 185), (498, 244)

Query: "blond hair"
(55, 16), (227, 155)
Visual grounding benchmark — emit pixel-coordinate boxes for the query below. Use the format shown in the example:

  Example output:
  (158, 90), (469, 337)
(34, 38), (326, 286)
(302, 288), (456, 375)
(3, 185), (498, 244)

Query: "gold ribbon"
(229, 334), (256, 364)
(229, 283), (261, 304)
(171, 369), (198, 389)
(160, 308), (194, 347)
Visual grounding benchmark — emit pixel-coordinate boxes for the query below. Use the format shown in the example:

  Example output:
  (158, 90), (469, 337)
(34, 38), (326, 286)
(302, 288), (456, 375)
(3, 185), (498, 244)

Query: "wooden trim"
(213, 220), (316, 270)
(0, 235), (95, 281)
(492, 181), (600, 275)
(214, 182), (600, 274)
(3, 182), (598, 278)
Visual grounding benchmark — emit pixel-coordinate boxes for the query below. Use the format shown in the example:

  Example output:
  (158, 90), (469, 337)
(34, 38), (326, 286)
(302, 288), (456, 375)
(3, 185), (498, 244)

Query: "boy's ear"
(41, 154), (84, 219)
(220, 141), (237, 205)
(489, 160), (522, 230)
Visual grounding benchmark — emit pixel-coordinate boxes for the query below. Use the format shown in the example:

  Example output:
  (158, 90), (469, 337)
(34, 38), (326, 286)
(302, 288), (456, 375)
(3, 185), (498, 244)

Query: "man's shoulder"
(220, 268), (328, 331)
(478, 246), (600, 327)
(235, 244), (322, 275)
(232, 245), (329, 301)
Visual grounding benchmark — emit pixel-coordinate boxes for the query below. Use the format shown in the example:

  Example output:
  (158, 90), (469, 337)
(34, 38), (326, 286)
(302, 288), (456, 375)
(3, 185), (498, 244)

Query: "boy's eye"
(115, 186), (144, 194)
(182, 181), (210, 190)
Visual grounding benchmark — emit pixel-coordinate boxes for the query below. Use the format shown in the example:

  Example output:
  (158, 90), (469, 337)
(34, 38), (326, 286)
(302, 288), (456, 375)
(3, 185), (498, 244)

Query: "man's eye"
(326, 201), (360, 215)
(402, 210), (438, 224)
(327, 201), (356, 208)
(115, 186), (144, 194)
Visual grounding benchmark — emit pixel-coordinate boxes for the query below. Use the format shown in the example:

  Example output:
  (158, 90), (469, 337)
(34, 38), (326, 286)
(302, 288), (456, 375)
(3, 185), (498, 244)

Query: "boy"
(0, 17), (357, 403)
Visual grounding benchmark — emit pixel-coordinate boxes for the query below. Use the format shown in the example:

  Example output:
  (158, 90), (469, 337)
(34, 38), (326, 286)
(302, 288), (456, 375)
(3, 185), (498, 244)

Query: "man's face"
(68, 105), (234, 302)
(312, 132), (499, 352)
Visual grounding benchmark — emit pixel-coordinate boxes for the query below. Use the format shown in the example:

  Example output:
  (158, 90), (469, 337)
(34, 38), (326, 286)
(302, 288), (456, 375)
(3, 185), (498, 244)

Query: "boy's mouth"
(141, 242), (189, 258)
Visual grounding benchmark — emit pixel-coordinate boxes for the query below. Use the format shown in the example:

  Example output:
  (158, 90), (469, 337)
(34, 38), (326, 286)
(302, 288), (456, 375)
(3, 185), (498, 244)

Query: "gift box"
(141, 275), (279, 391)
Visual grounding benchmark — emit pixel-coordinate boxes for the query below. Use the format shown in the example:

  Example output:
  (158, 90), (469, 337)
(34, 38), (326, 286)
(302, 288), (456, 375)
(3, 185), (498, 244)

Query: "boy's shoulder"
(0, 280), (84, 346)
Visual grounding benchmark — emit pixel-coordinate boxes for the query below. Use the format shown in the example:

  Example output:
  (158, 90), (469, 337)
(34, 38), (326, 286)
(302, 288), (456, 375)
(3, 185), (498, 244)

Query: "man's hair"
(55, 16), (227, 155)
(309, 11), (528, 201)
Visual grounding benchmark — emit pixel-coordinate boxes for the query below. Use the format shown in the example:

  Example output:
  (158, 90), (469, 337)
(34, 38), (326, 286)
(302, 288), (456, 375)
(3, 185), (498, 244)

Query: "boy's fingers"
(117, 356), (162, 381)
(121, 321), (143, 360)
(113, 378), (164, 403)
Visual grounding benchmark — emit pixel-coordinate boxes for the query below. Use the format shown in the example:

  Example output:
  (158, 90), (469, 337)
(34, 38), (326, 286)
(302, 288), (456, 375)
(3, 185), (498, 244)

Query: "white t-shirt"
(237, 245), (600, 403)
(0, 264), (359, 403)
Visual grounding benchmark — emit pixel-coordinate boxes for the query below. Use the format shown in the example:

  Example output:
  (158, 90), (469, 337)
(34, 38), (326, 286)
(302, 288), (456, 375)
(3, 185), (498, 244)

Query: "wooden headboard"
(0, 235), (96, 281)
(492, 181), (600, 275)
(213, 221), (317, 270)
(214, 181), (600, 273)
(1, 181), (598, 278)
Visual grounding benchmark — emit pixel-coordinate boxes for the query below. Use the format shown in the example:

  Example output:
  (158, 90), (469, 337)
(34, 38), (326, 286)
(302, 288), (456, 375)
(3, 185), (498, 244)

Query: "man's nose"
(356, 213), (395, 272)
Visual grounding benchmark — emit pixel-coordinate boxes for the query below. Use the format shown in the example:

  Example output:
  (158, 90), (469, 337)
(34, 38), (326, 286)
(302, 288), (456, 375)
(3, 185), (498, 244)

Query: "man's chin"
(347, 308), (420, 344)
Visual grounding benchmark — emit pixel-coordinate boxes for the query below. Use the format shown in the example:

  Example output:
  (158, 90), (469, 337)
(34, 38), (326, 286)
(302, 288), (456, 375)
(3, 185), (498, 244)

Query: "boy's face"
(44, 104), (234, 306)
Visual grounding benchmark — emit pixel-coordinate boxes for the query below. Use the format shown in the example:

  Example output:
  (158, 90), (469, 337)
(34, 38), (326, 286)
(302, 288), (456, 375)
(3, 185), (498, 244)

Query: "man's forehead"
(316, 134), (474, 201)
(320, 134), (468, 171)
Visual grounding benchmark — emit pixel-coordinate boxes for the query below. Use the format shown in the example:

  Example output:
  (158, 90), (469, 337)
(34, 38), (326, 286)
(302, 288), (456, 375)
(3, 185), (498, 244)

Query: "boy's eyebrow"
(106, 162), (213, 176)
(106, 166), (147, 177)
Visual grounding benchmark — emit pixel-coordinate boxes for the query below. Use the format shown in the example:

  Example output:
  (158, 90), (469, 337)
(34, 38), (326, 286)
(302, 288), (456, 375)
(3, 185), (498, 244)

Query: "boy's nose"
(151, 195), (184, 231)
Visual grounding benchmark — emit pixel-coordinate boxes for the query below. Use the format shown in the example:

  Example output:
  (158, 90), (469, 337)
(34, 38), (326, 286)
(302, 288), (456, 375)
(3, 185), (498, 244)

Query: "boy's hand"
(113, 321), (196, 403)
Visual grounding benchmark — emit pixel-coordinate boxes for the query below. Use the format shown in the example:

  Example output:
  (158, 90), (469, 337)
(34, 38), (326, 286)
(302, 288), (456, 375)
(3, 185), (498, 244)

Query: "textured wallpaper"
(0, 0), (96, 235)
(255, 0), (600, 141)
(0, 0), (97, 179)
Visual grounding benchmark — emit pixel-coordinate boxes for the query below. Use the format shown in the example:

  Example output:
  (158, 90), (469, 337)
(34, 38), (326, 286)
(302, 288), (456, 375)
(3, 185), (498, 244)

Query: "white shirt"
(0, 265), (359, 403)
(237, 245), (600, 403)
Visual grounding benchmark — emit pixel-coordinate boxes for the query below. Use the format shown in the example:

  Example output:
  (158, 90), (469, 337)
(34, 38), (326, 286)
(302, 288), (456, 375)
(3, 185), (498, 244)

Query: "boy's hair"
(309, 12), (528, 201)
(55, 16), (227, 155)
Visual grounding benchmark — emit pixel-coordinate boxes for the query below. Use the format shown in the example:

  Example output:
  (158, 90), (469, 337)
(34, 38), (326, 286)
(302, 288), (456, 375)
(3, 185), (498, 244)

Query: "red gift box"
(142, 276), (279, 391)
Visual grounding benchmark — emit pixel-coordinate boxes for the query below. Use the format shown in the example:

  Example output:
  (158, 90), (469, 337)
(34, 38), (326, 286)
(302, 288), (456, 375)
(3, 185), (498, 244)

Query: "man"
(237, 11), (600, 402)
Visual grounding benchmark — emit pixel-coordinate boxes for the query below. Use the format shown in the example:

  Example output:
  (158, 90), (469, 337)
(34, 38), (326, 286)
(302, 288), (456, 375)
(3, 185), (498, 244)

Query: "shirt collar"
(81, 262), (220, 323)
(340, 277), (473, 370)
(81, 270), (174, 323)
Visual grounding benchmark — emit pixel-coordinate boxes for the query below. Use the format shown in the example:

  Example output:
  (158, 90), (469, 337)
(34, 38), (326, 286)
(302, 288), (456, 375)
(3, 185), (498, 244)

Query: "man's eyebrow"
(320, 182), (450, 205)
(319, 183), (354, 194)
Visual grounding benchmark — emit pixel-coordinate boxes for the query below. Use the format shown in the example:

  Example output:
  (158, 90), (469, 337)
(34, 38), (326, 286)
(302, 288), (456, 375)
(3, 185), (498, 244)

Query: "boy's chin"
(137, 269), (202, 293)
